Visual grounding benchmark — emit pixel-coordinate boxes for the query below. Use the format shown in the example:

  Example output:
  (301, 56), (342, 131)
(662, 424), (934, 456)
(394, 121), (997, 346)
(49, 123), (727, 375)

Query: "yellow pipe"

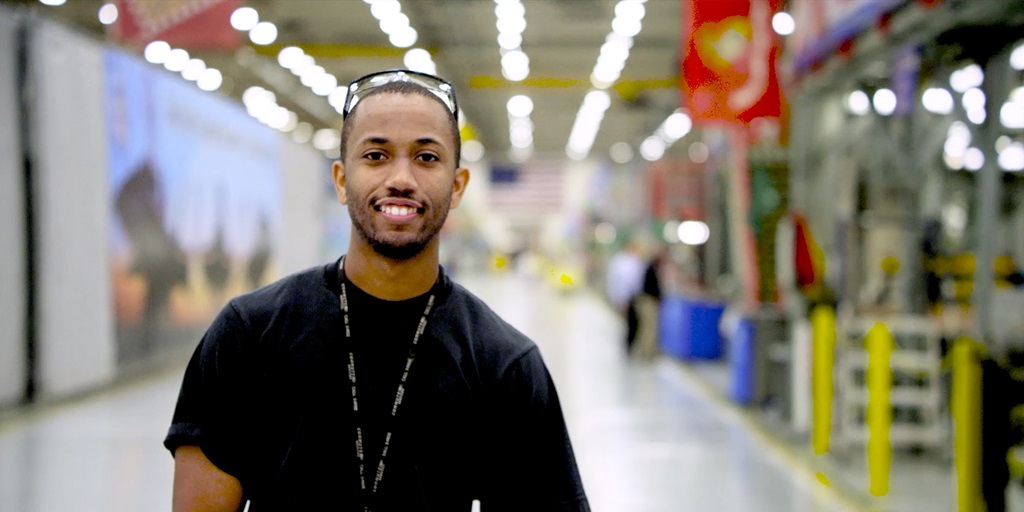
(811, 304), (836, 455)
(865, 322), (894, 497)
(952, 337), (983, 512)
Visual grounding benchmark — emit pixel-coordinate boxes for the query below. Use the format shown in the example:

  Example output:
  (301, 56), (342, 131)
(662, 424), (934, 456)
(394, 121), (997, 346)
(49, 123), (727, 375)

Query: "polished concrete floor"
(0, 271), (978, 511)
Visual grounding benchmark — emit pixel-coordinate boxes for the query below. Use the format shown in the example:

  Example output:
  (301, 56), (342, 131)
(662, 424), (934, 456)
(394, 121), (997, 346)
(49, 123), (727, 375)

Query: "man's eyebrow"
(415, 137), (442, 147)
(361, 136), (390, 145)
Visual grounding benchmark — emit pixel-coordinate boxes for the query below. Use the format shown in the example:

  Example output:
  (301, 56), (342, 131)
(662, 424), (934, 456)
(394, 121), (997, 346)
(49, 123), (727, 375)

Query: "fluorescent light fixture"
(197, 68), (223, 91)
(98, 3), (118, 25)
(921, 87), (954, 114)
(846, 90), (870, 115)
(144, 41), (171, 64)
(164, 49), (190, 72)
(230, 7), (259, 31)
(249, 22), (278, 45)
(872, 88), (897, 116)
(772, 12), (795, 35)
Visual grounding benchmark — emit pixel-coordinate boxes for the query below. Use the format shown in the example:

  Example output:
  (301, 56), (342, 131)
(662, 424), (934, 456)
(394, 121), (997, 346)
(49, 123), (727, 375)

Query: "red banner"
(111, 0), (243, 50)
(681, 0), (784, 126)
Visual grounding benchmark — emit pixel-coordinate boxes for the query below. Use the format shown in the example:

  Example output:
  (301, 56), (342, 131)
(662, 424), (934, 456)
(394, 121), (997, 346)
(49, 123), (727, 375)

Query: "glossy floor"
(0, 271), (965, 511)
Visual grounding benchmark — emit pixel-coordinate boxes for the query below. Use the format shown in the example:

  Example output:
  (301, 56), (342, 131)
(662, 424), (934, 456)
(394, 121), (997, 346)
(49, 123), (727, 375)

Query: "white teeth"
(382, 205), (415, 216)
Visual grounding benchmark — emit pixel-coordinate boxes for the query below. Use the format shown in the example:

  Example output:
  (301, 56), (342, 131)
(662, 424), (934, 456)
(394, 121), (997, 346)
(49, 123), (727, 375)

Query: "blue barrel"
(729, 317), (756, 405)
(659, 294), (725, 361)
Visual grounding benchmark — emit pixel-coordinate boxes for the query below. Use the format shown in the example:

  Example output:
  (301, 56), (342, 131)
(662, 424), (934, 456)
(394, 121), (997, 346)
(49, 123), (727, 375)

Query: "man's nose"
(384, 156), (417, 192)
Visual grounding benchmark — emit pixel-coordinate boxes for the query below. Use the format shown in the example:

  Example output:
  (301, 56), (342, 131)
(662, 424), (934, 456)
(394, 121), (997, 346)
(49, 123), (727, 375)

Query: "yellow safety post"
(952, 336), (983, 512)
(865, 322), (894, 497)
(812, 304), (836, 455)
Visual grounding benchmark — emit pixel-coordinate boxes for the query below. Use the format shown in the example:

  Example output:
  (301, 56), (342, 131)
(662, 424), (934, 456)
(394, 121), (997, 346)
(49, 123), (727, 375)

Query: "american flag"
(488, 164), (565, 214)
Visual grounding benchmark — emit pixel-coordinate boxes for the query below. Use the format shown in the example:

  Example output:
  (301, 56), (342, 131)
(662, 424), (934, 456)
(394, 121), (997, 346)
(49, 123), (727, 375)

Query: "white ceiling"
(27, 0), (684, 163)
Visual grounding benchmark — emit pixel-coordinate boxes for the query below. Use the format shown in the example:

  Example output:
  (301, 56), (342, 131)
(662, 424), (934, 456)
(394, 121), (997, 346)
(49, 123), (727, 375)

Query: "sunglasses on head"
(342, 69), (458, 120)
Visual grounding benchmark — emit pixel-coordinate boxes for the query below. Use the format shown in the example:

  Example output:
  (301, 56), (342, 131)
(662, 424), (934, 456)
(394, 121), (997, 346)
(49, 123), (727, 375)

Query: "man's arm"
(173, 445), (245, 512)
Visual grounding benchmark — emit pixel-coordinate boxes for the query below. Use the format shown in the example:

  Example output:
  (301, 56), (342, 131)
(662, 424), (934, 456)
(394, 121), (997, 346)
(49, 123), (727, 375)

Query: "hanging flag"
(489, 164), (564, 215)
(681, 0), (784, 125)
(111, 0), (243, 50)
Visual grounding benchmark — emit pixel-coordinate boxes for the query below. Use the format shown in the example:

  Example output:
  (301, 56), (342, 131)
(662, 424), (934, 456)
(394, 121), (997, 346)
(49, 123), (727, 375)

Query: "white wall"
(30, 19), (115, 399)
(279, 137), (328, 273)
(0, 8), (26, 408)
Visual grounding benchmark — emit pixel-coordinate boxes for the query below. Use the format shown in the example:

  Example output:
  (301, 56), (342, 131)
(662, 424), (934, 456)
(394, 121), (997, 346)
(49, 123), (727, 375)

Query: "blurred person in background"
(632, 245), (667, 360)
(165, 69), (588, 511)
(606, 238), (646, 351)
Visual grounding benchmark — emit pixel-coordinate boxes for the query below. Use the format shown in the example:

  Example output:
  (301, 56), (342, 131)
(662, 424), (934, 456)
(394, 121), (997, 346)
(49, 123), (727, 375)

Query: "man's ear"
(332, 160), (347, 205)
(448, 166), (471, 209)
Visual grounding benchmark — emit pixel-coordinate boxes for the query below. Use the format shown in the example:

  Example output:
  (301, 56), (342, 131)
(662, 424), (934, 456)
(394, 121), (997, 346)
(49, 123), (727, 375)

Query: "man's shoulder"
(229, 261), (333, 316)
(435, 280), (537, 366)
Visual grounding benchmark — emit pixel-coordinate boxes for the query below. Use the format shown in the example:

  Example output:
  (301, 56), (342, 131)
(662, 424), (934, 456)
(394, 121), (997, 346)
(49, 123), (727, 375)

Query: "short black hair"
(339, 81), (461, 165)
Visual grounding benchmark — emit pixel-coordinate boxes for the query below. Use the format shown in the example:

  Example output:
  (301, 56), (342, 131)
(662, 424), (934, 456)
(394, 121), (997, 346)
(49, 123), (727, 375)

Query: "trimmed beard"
(347, 193), (452, 261)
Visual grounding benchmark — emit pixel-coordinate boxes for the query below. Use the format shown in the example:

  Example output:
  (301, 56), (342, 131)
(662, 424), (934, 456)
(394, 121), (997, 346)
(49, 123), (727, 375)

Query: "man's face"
(332, 92), (469, 260)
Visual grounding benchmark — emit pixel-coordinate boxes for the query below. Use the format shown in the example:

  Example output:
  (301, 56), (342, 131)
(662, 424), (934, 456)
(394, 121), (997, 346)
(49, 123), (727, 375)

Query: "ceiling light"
(593, 69), (624, 88)
(242, 86), (275, 109)
(1002, 101), (1024, 129)
(404, 48), (436, 74)
(950, 64), (983, 93)
(495, 2), (525, 19)
(462, 140), (485, 163)
(678, 221), (710, 246)
(999, 143), (1024, 171)
(496, 16), (527, 35)
(611, 17), (642, 38)
(292, 122), (313, 144)
(277, 46), (305, 69)
(662, 220), (680, 244)
(663, 111), (692, 141)
(196, 68), (223, 91)
(144, 41), (171, 64)
(328, 87), (347, 109)
(164, 48), (190, 72)
(872, 88), (897, 115)
(497, 32), (522, 50)
(289, 54), (316, 76)
(389, 27), (418, 48)
(181, 58), (206, 81)
(846, 90), (870, 115)
(615, 0), (645, 21)
(961, 87), (985, 111)
(772, 12), (795, 35)
(640, 136), (665, 161)
(39, 0), (66, 6)
(98, 3), (118, 25)
(594, 222), (617, 245)
(921, 87), (953, 114)
(964, 147), (984, 171)
(300, 65), (325, 87)
(688, 142), (709, 163)
(507, 95), (534, 117)
(230, 7), (259, 31)
(313, 128), (340, 151)
(249, 22), (278, 45)
(609, 142), (633, 164)
(501, 50), (530, 81)
(379, 13), (410, 34)
(1012, 44), (1024, 71)
(312, 74), (338, 96)
(371, 0), (402, 20)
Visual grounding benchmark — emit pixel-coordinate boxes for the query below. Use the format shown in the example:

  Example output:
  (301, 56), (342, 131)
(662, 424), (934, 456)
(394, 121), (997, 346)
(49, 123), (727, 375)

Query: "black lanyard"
(338, 258), (436, 512)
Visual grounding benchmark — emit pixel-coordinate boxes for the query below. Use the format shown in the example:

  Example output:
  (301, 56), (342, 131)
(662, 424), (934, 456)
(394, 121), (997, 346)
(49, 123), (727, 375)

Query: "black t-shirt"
(164, 259), (589, 511)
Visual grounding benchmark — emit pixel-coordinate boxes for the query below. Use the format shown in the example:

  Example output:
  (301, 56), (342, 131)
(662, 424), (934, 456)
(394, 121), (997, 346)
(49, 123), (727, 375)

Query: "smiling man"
(165, 70), (589, 511)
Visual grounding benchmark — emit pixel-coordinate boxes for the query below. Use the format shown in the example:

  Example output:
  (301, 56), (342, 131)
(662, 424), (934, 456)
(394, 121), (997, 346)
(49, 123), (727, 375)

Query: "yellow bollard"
(812, 304), (836, 455)
(952, 337), (983, 512)
(865, 322), (894, 497)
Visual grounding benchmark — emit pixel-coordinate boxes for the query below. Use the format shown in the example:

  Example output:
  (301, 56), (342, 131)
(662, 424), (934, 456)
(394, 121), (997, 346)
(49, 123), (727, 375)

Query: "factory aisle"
(0, 270), (860, 511)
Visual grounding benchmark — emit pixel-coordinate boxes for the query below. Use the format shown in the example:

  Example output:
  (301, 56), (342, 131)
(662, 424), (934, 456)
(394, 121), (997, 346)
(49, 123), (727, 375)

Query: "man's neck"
(343, 242), (440, 301)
